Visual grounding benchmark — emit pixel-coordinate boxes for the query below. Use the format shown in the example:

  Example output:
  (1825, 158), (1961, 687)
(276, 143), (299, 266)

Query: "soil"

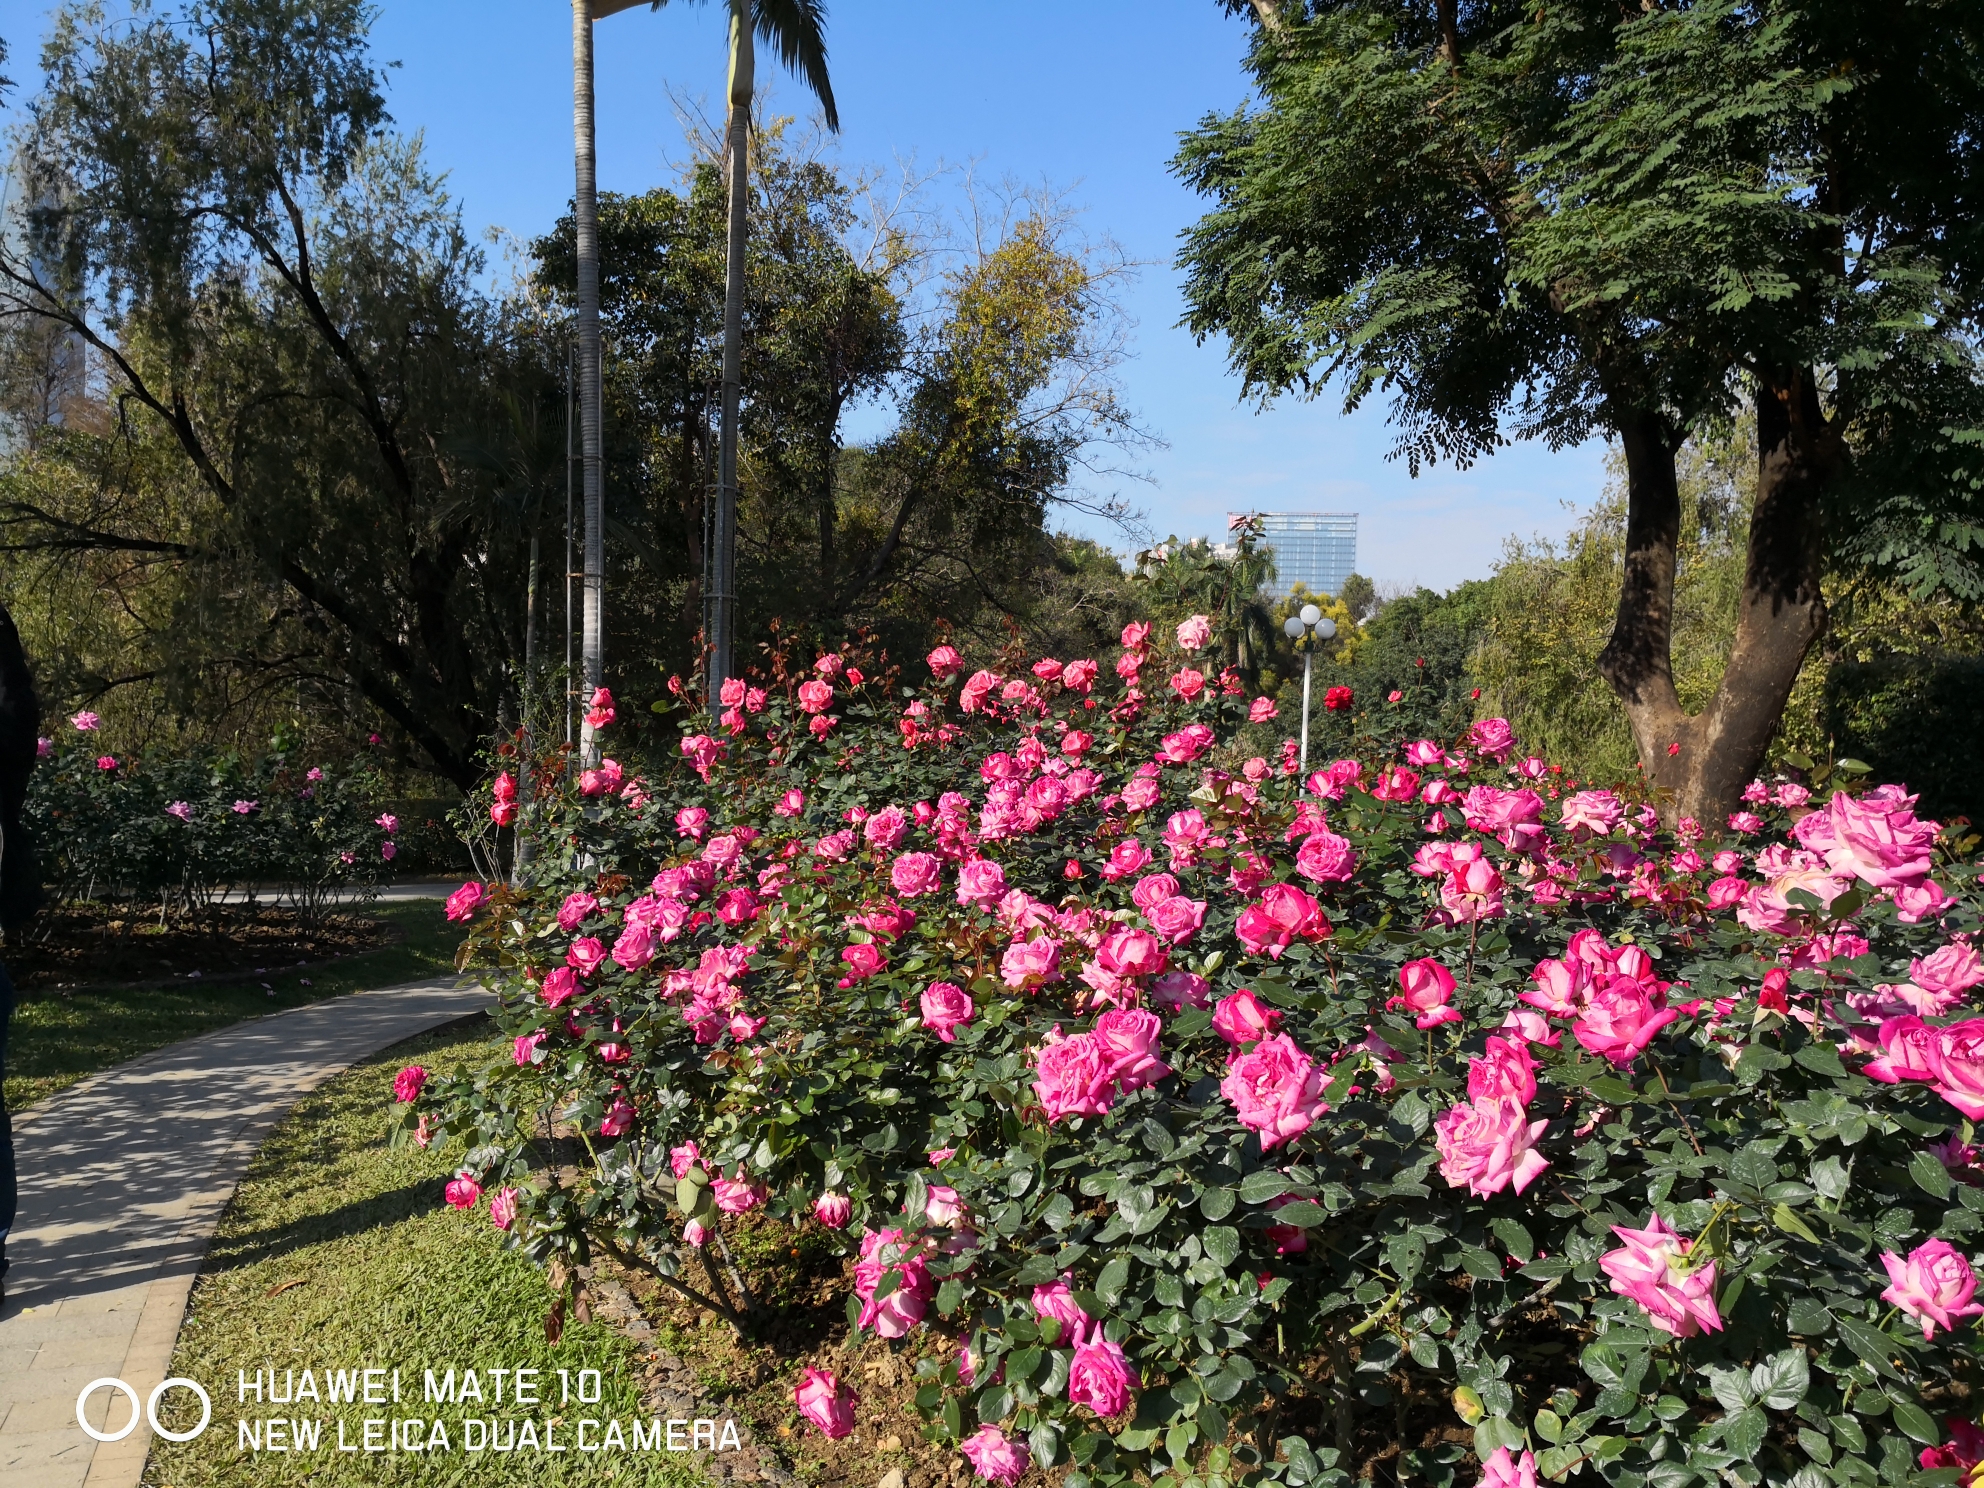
(4, 902), (401, 992)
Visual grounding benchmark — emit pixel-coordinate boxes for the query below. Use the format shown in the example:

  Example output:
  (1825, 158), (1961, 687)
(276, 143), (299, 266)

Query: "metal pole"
(573, 0), (605, 763)
(517, 533), (540, 879)
(711, 2), (753, 715)
(1300, 647), (1313, 777)
(564, 346), (575, 749)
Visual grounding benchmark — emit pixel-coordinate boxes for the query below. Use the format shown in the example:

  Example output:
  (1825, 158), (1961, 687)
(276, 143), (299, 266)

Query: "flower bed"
(406, 633), (1984, 1488)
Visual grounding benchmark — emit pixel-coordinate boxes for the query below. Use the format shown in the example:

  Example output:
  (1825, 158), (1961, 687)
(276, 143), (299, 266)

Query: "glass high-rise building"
(1239, 512), (1359, 600)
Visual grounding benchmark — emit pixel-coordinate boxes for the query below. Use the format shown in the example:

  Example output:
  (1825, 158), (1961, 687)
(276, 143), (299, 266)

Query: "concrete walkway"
(0, 975), (490, 1487)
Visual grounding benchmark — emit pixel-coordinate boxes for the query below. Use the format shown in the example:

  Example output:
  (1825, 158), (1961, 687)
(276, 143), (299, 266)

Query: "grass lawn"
(145, 1022), (709, 1488)
(5, 898), (463, 1111)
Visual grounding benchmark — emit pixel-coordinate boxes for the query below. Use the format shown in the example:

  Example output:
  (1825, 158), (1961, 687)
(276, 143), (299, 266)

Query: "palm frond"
(751, 0), (839, 131)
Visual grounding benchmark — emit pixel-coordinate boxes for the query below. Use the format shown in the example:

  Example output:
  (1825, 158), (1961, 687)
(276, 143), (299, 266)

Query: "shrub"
(409, 634), (1984, 1488)
(31, 713), (400, 920)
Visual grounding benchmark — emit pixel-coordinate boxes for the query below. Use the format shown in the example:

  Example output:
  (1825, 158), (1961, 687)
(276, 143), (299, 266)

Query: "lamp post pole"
(1283, 604), (1338, 777)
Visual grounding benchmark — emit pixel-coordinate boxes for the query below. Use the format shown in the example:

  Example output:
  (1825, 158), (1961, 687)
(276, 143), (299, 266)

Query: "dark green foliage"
(1825, 657), (1984, 826)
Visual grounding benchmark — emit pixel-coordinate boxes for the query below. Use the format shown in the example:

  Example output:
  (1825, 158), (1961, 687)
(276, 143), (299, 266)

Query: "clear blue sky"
(0, 0), (1609, 592)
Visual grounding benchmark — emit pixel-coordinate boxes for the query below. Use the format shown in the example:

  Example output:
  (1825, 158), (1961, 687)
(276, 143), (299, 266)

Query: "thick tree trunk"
(1596, 375), (1833, 825)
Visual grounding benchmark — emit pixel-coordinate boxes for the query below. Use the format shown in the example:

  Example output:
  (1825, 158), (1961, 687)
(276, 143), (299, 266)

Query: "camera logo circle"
(76, 1377), (212, 1443)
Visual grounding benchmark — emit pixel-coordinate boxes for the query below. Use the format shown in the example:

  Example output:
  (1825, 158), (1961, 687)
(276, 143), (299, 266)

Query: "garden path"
(0, 973), (489, 1488)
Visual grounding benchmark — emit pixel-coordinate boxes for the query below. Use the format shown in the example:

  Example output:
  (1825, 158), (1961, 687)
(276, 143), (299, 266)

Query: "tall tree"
(1178, 0), (1984, 820)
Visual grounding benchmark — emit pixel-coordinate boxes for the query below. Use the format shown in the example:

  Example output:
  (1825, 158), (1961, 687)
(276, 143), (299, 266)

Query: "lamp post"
(1282, 603), (1338, 776)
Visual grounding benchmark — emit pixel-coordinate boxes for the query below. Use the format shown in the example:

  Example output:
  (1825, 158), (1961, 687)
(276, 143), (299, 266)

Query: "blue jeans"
(0, 961), (13, 1281)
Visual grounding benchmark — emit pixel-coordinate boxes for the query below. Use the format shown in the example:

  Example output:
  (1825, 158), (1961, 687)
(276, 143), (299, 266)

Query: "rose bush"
(406, 634), (1984, 1488)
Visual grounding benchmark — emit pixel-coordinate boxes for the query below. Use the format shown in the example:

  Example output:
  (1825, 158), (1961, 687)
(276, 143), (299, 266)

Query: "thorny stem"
(598, 1237), (749, 1333)
(712, 1229), (759, 1313)
(1654, 1067), (1705, 1156)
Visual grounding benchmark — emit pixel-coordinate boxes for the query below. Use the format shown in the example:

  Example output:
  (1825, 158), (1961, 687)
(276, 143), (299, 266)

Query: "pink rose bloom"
(794, 1367), (857, 1439)
(669, 1141), (702, 1178)
(1480, 1447), (1540, 1488)
(556, 891), (599, 931)
(774, 787), (806, 817)
(1032, 657), (1064, 682)
(71, 710), (102, 730)
(1467, 1035), (1538, 1105)
(956, 857), (1009, 910)
(1237, 883), (1330, 958)
(567, 936), (608, 976)
(713, 1175), (768, 1214)
(1572, 978), (1678, 1067)
(1068, 1338), (1136, 1417)
(839, 942), (886, 984)
(1881, 1239), (1984, 1339)
(444, 1172), (481, 1210)
(890, 851), (943, 898)
(959, 669), (1000, 714)
(1219, 1033), (1329, 1150)
(1435, 1096), (1549, 1197)
(1097, 925), (1168, 979)
(1468, 717), (1516, 761)
(1600, 1212), (1723, 1337)
(863, 806), (908, 851)
(1175, 614), (1213, 651)
(1062, 658), (1100, 691)
(539, 966), (580, 1008)
(683, 1218), (709, 1247)
(1121, 620), (1151, 649)
(1031, 1280), (1094, 1345)
(444, 881), (488, 922)
(1213, 989), (1284, 1045)
(675, 805), (710, 840)
(1034, 1032), (1117, 1122)
(1169, 666), (1206, 700)
(1146, 894), (1208, 945)
(489, 1187), (520, 1232)
(814, 1192), (852, 1228)
(1101, 837), (1153, 881)
(513, 1032), (545, 1065)
(1861, 1015), (1944, 1083)
(1132, 873), (1181, 913)
(1296, 830), (1357, 885)
(1249, 696), (1278, 722)
(1441, 856), (1506, 922)
(921, 981), (976, 1041)
(1559, 789), (1623, 836)
(600, 1097), (636, 1138)
(1798, 786), (1938, 888)
(1917, 943), (1984, 998)
(1152, 971), (1212, 1011)
(393, 1065), (427, 1103)
(1935, 1019), (1984, 1118)
(960, 1426), (1026, 1484)
(1094, 1008), (1169, 1091)
(1120, 775), (1162, 812)
(927, 644), (964, 678)
(611, 920), (656, 972)
(854, 1228), (934, 1337)
(1395, 958), (1460, 1029)
(1309, 758), (1363, 799)
(796, 679), (834, 713)
(1000, 935), (1061, 989)
(1895, 879), (1957, 924)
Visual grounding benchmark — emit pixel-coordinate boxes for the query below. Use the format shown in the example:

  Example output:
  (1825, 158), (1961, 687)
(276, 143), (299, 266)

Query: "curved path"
(0, 974), (490, 1488)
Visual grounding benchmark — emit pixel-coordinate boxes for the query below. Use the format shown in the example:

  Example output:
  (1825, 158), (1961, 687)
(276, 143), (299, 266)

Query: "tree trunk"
(710, 0), (753, 709)
(573, 0), (606, 764)
(1596, 376), (1833, 825)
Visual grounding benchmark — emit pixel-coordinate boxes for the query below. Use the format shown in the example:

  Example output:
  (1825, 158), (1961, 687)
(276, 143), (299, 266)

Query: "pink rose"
(956, 857), (1009, 910)
(1880, 1239), (1984, 1339)
(814, 1192), (852, 1229)
(1249, 696), (1278, 722)
(959, 669), (1000, 714)
(1219, 1032), (1329, 1150)
(1441, 856), (1506, 921)
(920, 981), (976, 1041)
(445, 881), (488, 922)
(539, 966), (580, 1008)
(794, 1367), (858, 1439)
(1131, 872), (1181, 913)
(1168, 666), (1206, 700)
(675, 805), (709, 840)
(1101, 837), (1153, 881)
(1176, 613), (1213, 651)
(797, 678), (834, 713)
(489, 1187), (520, 1232)
(854, 1228), (933, 1337)
(393, 1065), (427, 1103)
(1067, 1338), (1136, 1417)
(1034, 1032), (1117, 1122)
(1394, 958), (1460, 1029)
(1599, 1212), (1723, 1337)
(1435, 1096), (1549, 1197)
(927, 644), (964, 678)
(670, 1141), (702, 1179)
(1861, 1014), (1943, 1083)
(1146, 894), (1208, 945)
(611, 920), (655, 972)
(713, 1175), (768, 1214)
(444, 1171), (481, 1210)
(1469, 717), (1515, 761)
(1935, 1019), (1984, 1119)
(1236, 883), (1329, 958)
(1061, 658), (1099, 691)
(863, 805), (908, 851)
(960, 1426), (1026, 1484)
(1480, 1447), (1541, 1488)
(1560, 790), (1623, 836)
(1467, 1035), (1538, 1105)
(1921, 943), (1984, 1002)
(1572, 977), (1678, 1067)
(839, 942), (886, 984)
(600, 1097), (636, 1138)
(567, 936), (608, 976)
(774, 787), (806, 817)
(1121, 620), (1151, 649)
(1152, 971), (1212, 1011)
(513, 1032), (544, 1065)
(891, 851), (943, 898)
(1797, 786), (1938, 888)
(1213, 989), (1283, 1045)
(1000, 935), (1062, 989)
(1295, 830), (1357, 884)
(556, 891), (599, 931)
(1120, 775), (1161, 812)
(1094, 1008), (1169, 1091)
(1031, 1280), (1094, 1345)
(1097, 925), (1168, 979)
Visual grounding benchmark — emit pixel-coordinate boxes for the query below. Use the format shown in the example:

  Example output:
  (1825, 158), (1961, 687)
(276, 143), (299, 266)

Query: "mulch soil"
(5, 901), (400, 992)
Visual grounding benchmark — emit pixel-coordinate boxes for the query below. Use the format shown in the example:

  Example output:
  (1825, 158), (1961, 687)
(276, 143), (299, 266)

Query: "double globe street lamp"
(1283, 603), (1338, 776)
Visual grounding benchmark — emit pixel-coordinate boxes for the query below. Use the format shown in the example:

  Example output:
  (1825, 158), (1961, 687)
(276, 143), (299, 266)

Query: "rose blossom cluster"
(1032, 1010), (1170, 1122)
(1435, 1034), (1549, 1197)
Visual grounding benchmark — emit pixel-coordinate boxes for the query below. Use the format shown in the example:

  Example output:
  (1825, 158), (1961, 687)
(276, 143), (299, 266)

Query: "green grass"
(145, 1023), (709, 1488)
(6, 899), (463, 1111)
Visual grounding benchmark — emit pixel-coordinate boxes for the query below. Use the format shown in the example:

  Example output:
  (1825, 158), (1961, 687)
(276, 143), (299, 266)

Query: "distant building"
(1235, 512), (1359, 600)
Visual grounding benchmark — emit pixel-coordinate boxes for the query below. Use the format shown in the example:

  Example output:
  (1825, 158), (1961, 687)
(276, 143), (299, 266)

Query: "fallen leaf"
(264, 1279), (308, 1298)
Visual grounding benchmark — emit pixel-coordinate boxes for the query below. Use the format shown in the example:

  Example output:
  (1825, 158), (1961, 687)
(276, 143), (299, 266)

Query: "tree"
(1177, 0), (1984, 820)
(0, 0), (561, 789)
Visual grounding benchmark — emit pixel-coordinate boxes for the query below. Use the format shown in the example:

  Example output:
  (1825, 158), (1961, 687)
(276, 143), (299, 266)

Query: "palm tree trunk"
(710, 0), (753, 711)
(573, 0), (606, 763)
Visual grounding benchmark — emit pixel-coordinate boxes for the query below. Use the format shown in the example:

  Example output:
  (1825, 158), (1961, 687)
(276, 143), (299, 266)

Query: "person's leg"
(0, 959), (14, 1291)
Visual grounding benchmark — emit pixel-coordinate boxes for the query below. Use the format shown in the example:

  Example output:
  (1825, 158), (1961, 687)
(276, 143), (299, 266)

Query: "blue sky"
(0, 0), (1609, 591)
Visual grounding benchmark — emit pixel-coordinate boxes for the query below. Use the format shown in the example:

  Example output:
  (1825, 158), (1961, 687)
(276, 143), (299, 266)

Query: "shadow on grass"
(205, 1176), (441, 1272)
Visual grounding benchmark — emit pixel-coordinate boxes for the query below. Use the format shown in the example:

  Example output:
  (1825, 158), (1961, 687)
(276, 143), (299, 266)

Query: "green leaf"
(937, 1278), (965, 1317)
(1387, 1231), (1427, 1281)
(1786, 1298), (1832, 1336)
(1910, 1149), (1955, 1199)
(1891, 1398), (1939, 1444)
(1728, 1141), (1780, 1191)
(1460, 1248), (1503, 1280)
(1199, 1185), (1237, 1221)
(1533, 1409), (1564, 1444)
(1475, 1418), (1525, 1457)
(1809, 1157), (1850, 1202)
(1240, 1169), (1290, 1204)
(1793, 1044), (1848, 1078)
(1202, 1226), (1241, 1268)
(1750, 1349), (1809, 1411)
(1491, 1218), (1535, 1262)
(1772, 1202), (1821, 1245)
(977, 1386), (1013, 1424)
(1722, 1405), (1767, 1458)
(1836, 1315), (1908, 1383)
(1588, 1075), (1639, 1104)
(1096, 1255), (1131, 1307)
(1272, 1200), (1329, 1229)
(1029, 1419), (1062, 1468)
(1707, 1367), (1755, 1414)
